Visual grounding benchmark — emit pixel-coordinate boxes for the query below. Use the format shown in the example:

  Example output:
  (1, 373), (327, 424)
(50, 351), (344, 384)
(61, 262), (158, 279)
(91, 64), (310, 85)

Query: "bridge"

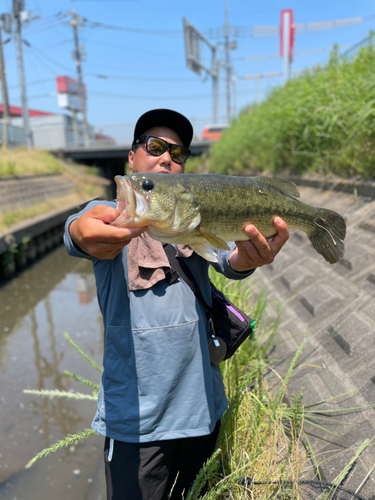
(51, 141), (212, 196)
(53, 140), (211, 161)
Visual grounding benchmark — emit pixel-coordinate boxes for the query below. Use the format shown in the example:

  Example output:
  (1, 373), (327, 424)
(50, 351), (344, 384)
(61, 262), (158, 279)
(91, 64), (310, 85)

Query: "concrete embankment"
(0, 173), (110, 281)
(253, 175), (375, 497)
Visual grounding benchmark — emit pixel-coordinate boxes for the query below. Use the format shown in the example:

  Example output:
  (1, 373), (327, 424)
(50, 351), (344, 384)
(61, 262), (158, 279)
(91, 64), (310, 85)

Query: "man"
(64, 109), (289, 500)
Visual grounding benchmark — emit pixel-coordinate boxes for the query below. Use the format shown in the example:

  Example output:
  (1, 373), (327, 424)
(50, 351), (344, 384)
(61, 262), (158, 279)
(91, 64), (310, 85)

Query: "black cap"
(133, 109), (194, 148)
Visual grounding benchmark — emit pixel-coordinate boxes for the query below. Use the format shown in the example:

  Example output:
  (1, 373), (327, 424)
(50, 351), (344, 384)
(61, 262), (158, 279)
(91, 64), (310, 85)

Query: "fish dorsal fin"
(253, 177), (300, 198)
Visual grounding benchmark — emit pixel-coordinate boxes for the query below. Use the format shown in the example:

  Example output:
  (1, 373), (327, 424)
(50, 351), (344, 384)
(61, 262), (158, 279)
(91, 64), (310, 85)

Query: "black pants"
(104, 421), (220, 500)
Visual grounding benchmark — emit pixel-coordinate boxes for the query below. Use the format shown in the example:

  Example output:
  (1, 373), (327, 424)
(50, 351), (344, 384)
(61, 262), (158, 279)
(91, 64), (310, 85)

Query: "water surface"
(0, 246), (106, 499)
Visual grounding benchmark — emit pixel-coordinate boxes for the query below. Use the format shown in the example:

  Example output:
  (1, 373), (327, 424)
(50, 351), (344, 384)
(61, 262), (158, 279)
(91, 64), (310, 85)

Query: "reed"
(208, 38), (375, 179)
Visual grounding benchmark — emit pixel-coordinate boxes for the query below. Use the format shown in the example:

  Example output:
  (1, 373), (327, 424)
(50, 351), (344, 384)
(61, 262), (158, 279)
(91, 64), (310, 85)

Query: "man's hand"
(229, 217), (290, 272)
(69, 205), (147, 260)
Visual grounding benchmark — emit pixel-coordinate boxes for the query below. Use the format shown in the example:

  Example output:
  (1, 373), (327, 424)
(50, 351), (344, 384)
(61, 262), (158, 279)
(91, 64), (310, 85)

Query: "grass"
(0, 149), (110, 233)
(185, 153), (210, 173)
(207, 37), (375, 179)
(22, 274), (374, 498)
(0, 148), (65, 177)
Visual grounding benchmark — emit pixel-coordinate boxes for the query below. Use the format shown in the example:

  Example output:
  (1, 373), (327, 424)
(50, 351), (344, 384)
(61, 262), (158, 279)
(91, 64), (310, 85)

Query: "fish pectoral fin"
(253, 176), (300, 198)
(189, 243), (218, 263)
(198, 228), (230, 251)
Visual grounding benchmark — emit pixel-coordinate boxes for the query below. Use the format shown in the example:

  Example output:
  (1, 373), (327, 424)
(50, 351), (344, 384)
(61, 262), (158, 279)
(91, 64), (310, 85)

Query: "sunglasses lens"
(170, 145), (189, 164)
(145, 136), (190, 164)
(146, 137), (166, 156)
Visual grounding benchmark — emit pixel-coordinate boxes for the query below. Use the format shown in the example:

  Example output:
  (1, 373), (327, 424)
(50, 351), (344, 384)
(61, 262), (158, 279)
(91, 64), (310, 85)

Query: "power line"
(27, 88), (259, 101)
(205, 14), (375, 39)
(24, 46), (60, 77)
(80, 35), (182, 59)
(36, 38), (74, 51)
(25, 41), (74, 72)
(81, 17), (181, 37)
(90, 90), (214, 100)
(8, 77), (55, 89)
(234, 44), (353, 61)
(24, 18), (70, 35)
(86, 72), (198, 82)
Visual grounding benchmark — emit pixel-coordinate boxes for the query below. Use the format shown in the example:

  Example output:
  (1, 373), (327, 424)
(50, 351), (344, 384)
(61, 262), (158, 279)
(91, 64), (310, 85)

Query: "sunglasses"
(135, 135), (191, 165)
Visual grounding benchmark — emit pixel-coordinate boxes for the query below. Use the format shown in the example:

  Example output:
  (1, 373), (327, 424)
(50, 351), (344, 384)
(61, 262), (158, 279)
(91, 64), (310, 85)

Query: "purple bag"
(207, 282), (256, 364)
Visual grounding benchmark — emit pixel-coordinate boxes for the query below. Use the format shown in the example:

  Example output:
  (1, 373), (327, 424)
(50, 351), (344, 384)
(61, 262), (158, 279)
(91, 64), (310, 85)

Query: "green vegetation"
(185, 153), (210, 173)
(208, 38), (375, 179)
(0, 149), (65, 177)
(0, 150), (109, 233)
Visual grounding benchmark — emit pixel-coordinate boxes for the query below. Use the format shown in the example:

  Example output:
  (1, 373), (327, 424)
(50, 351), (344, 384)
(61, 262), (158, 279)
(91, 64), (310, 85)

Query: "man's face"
(128, 126), (186, 175)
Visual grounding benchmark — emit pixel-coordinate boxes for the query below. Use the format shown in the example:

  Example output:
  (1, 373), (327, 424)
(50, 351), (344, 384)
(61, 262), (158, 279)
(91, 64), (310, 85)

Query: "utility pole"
(232, 74), (237, 117)
(212, 46), (219, 124)
(13, 0), (32, 148)
(0, 25), (10, 122)
(0, 23), (10, 151)
(224, 0), (231, 123)
(70, 1), (89, 147)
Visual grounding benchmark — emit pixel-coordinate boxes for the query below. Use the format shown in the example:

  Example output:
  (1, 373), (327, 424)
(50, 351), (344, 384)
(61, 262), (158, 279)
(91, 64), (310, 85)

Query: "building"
(0, 104), (114, 149)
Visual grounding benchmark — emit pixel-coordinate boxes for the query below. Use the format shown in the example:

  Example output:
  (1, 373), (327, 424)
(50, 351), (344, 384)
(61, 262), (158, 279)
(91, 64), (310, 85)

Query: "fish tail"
(308, 208), (346, 264)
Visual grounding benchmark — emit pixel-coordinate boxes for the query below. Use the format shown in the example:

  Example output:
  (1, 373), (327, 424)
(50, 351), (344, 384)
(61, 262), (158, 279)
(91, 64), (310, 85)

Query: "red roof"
(0, 104), (55, 117)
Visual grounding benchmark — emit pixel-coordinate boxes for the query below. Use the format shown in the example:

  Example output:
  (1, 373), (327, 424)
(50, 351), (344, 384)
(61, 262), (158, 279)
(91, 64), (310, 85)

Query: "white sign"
(57, 93), (82, 112)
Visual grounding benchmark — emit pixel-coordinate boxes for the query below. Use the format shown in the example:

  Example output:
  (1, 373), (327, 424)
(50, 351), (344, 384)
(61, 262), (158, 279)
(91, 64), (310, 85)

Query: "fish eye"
(142, 179), (154, 191)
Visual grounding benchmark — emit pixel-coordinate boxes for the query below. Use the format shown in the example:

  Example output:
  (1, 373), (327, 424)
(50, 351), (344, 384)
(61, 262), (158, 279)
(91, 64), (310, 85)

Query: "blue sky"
(2, 0), (375, 140)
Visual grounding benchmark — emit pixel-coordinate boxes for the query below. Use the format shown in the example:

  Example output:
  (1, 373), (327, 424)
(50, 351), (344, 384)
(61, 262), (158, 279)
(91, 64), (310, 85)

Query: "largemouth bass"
(112, 173), (346, 264)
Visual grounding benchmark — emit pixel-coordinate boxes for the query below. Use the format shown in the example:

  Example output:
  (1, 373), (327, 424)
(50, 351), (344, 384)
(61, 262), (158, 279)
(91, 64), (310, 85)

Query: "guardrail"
(24, 115), (229, 150)
(0, 122), (26, 148)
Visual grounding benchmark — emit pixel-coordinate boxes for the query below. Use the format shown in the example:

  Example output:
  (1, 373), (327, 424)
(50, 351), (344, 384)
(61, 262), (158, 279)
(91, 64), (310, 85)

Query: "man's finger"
(243, 225), (272, 260)
(90, 225), (147, 244)
(87, 205), (122, 224)
(269, 217), (290, 251)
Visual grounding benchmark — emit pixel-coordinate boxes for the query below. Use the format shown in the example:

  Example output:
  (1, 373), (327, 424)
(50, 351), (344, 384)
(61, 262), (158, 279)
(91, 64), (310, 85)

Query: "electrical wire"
(81, 18), (181, 37)
(85, 72), (198, 82)
(24, 18), (71, 36)
(25, 41), (74, 72)
(233, 44), (353, 61)
(8, 78), (56, 89)
(35, 38), (74, 51)
(80, 35), (182, 59)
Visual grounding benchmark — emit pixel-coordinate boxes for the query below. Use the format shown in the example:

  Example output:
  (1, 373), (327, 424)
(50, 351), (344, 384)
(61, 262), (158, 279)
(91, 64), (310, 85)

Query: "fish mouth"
(112, 176), (150, 227)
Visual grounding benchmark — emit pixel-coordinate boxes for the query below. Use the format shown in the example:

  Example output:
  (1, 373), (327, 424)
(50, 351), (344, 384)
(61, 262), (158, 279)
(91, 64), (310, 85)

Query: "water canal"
(0, 245), (106, 499)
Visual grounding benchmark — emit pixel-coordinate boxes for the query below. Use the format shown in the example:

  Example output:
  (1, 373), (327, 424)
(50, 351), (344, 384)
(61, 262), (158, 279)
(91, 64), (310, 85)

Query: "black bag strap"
(163, 244), (210, 309)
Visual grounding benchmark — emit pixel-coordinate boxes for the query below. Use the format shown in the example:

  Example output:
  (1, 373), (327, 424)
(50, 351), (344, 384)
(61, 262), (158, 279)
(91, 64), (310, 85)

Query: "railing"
(28, 115), (230, 150)
(0, 122), (26, 148)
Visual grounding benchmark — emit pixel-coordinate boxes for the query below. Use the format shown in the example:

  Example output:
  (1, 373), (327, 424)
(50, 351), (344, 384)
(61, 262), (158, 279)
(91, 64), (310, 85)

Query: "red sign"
(280, 9), (295, 62)
(56, 76), (85, 96)
(56, 76), (86, 111)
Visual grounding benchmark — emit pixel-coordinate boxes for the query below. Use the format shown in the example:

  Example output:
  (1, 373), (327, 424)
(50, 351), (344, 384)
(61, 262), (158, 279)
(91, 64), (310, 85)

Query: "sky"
(2, 0), (375, 142)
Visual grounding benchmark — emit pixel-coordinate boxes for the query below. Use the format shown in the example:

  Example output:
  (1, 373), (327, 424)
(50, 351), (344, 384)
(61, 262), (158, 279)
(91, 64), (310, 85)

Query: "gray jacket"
(64, 200), (254, 443)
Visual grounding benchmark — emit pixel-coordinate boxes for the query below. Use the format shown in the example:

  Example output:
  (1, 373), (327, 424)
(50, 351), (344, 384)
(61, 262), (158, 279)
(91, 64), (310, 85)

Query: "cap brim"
(133, 109), (193, 148)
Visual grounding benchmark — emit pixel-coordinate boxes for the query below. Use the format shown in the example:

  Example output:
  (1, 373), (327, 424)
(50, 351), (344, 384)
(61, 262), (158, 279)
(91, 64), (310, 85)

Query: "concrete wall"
(0, 174), (76, 213)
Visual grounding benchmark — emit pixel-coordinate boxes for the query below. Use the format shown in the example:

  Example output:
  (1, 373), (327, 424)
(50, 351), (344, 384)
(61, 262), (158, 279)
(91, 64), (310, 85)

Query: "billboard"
(56, 76), (85, 112)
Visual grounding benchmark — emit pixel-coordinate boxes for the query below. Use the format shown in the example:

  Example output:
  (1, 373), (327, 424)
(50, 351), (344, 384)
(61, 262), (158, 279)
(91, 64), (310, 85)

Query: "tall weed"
(209, 38), (375, 178)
